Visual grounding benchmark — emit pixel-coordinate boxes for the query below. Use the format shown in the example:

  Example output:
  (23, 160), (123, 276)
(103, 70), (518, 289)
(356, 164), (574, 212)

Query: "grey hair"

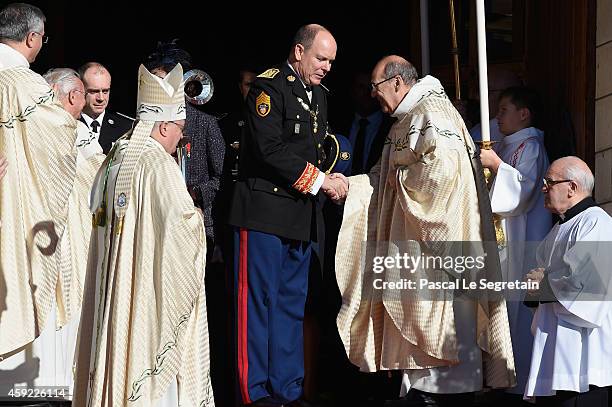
(561, 156), (595, 195)
(383, 59), (418, 86)
(0, 3), (45, 43)
(43, 68), (81, 98)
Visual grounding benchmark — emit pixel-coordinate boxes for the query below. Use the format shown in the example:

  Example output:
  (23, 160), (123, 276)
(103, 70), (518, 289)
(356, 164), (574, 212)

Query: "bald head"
(290, 24), (330, 51)
(544, 156), (594, 215)
(550, 156), (594, 195)
(370, 55), (418, 114)
(288, 24), (336, 86)
(373, 55), (418, 85)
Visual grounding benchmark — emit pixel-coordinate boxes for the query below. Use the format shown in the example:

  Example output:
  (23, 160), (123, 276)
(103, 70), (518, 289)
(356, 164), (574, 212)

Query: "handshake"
(321, 173), (349, 203)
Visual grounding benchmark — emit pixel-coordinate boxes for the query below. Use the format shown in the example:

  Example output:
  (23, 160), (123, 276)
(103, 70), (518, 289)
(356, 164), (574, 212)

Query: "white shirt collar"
(82, 110), (106, 130)
(0, 43), (29, 69)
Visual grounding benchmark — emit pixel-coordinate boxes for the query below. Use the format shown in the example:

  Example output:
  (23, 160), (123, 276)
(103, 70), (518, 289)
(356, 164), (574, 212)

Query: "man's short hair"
(78, 62), (109, 79)
(499, 86), (543, 128)
(0, 3), (45, 43)
(383, 59), (418, 86)
(43, 68), (81, 98)
(292, 24), (330, 51)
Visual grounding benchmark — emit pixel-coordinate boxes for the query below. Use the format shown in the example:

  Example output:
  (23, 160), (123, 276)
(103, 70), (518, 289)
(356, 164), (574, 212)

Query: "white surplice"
(0, 122), (104, 400)
(489, 126), (552, 393)
(525, 206), (612, 397)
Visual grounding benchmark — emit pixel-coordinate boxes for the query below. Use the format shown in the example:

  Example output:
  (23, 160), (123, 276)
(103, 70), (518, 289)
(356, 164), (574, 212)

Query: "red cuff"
(293, 162), (319, 194)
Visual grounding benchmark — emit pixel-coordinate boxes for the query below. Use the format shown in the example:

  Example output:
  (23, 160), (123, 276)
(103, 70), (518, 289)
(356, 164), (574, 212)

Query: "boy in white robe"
(480, 86), (552, 396)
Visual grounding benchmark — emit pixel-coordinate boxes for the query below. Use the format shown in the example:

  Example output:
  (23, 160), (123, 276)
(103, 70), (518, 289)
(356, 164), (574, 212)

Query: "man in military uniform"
(229, 24), (345, 406)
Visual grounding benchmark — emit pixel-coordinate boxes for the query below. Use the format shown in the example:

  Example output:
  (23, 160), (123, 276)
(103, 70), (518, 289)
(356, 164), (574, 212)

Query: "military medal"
(296, 97), (319, 134)
(311, 104), (319, 133)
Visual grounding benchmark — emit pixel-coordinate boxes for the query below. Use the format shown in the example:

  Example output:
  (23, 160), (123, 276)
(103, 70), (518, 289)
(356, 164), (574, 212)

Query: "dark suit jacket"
(184, 103), (225, 240)
(363, 115), (394, 173)
(335, 112), (394, 175)
(229, 64), (328, 242)
(80, 111), (133, 154)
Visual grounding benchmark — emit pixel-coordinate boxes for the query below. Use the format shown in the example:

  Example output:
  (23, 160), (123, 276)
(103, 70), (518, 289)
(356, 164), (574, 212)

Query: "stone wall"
(596, 0), (612, 214)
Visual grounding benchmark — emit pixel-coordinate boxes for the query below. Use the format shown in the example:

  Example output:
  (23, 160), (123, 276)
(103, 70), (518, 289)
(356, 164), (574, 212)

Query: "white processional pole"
(420, 0), (430, 75)
(476, 0), (505, 245)
(476, 0), (490, 143)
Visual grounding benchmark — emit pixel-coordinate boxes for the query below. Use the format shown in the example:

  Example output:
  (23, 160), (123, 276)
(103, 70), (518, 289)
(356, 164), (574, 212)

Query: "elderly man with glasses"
(73, 63), (214, 407)
(523, 156), (612, 406)
(335, 55), (516, 406)
(0, 3), (81, 389)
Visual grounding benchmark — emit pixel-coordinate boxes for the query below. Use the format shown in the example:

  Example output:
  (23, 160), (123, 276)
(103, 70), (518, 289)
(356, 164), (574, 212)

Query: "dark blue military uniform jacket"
(229, 63), (328, 242)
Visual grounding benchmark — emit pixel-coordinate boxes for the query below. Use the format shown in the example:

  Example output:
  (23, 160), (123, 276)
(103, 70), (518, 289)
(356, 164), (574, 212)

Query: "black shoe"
(285, 399), (317, 407)
(249, 396), (285, 407)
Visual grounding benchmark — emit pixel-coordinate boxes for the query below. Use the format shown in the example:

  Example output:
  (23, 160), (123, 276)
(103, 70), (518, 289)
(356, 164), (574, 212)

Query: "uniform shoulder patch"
(257, 68), (280, 79)
(256, 91), (271, 117)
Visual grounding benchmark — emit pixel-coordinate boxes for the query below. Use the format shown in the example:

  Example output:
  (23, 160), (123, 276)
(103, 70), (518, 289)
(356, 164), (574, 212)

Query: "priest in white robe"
(0, 67), (105, 399)
(72, 63), (214, 407)
(335, 56), (516, 405)
(524, 156), (612, 406)
(0, 2), (78, 373)
(480, 86), (552, 395)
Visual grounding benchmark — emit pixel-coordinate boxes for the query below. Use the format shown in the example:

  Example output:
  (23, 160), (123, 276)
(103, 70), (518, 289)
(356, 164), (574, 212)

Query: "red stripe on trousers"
(237, 228), (251, 404)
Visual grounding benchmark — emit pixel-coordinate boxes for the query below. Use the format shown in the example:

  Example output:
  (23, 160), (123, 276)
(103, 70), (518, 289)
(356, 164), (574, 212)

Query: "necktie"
(90, 120), (100, 133)
(351, 118), (369, 174)
(304, 85), (312, 103)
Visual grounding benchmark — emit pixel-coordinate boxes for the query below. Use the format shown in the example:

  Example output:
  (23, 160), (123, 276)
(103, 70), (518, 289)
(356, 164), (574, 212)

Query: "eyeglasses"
(32, 32), (48, 44)
(168, 121), (185, 133)
(370, 76), (396, 92)
(543, 178), (572, 189)
(71, 89), (86, 96)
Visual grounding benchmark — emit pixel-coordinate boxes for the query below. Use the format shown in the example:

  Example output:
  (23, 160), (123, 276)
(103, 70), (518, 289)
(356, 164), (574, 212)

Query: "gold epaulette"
(257, 68), (280, 79)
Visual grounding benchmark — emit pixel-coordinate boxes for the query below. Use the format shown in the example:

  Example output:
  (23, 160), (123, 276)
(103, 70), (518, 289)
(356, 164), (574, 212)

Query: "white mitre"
(135, 63), (186, 122)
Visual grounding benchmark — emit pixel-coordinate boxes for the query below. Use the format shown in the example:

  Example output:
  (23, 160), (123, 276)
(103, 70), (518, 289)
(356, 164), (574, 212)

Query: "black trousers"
(397, 389), (475, 407)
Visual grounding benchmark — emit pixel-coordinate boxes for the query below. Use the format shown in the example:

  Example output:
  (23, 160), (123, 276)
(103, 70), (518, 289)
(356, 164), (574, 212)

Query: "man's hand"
(0, 155), (7, 181)
(480, 148), (503, 173)
(526, 267), (545, 294)
(329, 173), (349, 187)
(322, 173), (348, 203)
